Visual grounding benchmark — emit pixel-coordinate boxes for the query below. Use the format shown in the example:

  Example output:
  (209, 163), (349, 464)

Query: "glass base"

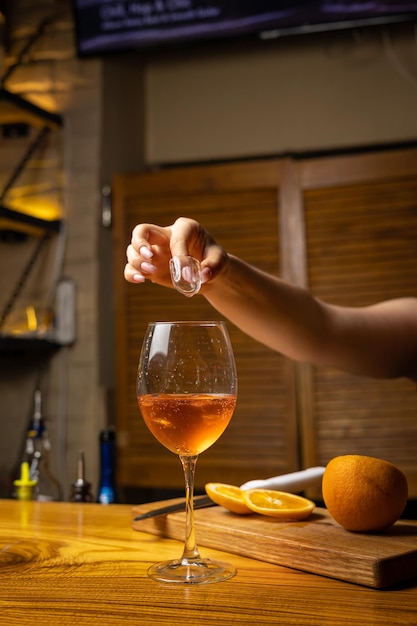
(147, 557), (236, 584)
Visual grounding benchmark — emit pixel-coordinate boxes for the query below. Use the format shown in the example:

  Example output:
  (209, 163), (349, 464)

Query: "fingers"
(169, 217), (199, 257)
(171, 217), (228, 283)
(124, 264), (145, 283)
(126, 222), (179, 287)
(124, 217), (228, 288)
(170, 217), (218, 279)
(124, 223), (167, 283)
(124, 246), (155, 283)
(131, 223), (170, 255)
(125, 239), (157, 284)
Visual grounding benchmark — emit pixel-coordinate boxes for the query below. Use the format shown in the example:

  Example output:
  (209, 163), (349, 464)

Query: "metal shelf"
(0, 335), (61, 356)
(0, 87), (62, 129)
(0, 204), (62, 237)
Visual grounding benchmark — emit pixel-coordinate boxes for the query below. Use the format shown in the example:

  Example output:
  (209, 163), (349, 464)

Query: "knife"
(239, 466), (325, 491)
(133, 495), (214, 521)
(133, 467), (325, 521)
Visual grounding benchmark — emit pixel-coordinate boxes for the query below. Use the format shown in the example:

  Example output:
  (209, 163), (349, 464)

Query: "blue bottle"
(97, 428), (117, 504)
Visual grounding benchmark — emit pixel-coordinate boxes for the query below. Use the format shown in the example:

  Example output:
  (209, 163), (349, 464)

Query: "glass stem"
(179, 454), (201, 563)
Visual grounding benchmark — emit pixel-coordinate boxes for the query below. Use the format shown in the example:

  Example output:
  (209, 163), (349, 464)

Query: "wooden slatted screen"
(112, 160), (300, 493)
(113, 147), (417, 499)
(297, 149), (417, 495)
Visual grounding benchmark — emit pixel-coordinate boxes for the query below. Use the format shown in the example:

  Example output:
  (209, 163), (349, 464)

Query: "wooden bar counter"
(1, 499), (417, 625)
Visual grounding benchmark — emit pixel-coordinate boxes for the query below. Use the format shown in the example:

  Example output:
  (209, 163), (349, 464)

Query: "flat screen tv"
(73, 1), (417, 57)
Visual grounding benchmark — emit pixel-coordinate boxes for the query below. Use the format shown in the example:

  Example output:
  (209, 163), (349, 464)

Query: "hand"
(124, 217), (228, 290)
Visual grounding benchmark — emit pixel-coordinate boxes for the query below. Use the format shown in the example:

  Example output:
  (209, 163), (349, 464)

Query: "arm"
(125, 218), (417, 382)
(204, 255), (417, 381)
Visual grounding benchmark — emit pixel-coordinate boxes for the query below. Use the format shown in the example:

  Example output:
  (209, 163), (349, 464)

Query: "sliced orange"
(242, 489), (315, 520)
(205, 483), (252, 515)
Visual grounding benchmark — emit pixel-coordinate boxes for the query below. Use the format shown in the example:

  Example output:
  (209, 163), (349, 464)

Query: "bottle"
(70, 450), (93, 502)
(24, 389), (42, 462)
(25, 389), (62, 502)
(97, 428), (117, 504)
(13, 462), (37, 501)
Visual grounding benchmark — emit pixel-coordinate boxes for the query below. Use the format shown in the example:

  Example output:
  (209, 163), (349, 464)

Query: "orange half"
(205, 483), (252, 515)
(242, 489), (315, 520)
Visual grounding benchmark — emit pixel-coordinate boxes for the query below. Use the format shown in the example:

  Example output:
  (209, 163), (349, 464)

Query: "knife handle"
(239, 466), (325, 492)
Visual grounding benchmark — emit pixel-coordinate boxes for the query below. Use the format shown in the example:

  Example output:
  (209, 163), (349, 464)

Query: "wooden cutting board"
(132, 500), (417, 588)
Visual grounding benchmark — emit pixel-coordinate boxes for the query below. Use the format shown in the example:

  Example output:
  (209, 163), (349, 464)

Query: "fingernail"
(140, 246), (153, 259)
(141, 262), (156, 274)
(200, 267), (212, 284)
(133, 274), (145, 283)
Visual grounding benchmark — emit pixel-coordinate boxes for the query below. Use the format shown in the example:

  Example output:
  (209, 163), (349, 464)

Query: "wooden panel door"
(294, 148), (417, 495)
(112, 160), (300, 494)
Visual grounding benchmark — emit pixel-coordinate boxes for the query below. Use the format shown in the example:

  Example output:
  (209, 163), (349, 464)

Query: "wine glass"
(137, 321), (238, 584)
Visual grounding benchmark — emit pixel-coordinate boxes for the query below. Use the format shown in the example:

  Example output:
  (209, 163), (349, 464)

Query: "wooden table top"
(1, 499), (417, 625)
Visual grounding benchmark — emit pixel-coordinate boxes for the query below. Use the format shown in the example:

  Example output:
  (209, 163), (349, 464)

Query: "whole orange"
(322, 454), (408, 532)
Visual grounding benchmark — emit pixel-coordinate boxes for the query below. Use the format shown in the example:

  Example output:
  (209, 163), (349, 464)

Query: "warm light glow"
(23, 93), (58, 114)
(8, 197), (62, 221)
(3, 305), (51, 335)
(26, 306), (38, 332)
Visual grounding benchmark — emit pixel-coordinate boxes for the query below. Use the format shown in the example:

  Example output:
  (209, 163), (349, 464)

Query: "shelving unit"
(0, 87), (63, 237)
(0, 83), (64, 352)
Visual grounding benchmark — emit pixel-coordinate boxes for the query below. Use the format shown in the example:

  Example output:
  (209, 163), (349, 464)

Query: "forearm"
(201, 255), (329, 364)
(201, 256), (417, 381)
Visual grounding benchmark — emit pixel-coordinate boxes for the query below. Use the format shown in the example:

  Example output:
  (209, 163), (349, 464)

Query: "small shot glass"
(169, 255), (202, 297)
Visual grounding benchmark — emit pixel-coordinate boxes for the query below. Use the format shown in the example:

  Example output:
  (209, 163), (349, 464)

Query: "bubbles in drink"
(138, 393), (236, 455)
